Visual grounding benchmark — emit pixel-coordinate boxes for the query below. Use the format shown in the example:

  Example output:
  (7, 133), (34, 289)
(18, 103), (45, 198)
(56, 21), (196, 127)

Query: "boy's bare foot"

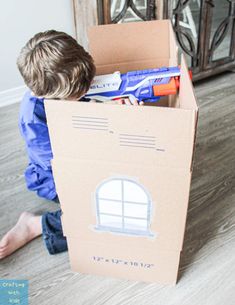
(0, 212), (42, 259)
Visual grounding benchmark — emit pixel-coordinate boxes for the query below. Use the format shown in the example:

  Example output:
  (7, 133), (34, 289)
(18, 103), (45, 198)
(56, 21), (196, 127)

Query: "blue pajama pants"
(41, 197), (68, 254)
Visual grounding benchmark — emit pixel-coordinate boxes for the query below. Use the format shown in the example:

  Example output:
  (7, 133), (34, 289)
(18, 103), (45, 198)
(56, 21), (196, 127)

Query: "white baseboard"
(0, 86), (27, 108)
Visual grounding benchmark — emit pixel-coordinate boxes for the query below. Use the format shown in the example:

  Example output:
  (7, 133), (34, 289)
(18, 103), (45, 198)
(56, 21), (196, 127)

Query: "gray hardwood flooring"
(0, 71), (235, 304)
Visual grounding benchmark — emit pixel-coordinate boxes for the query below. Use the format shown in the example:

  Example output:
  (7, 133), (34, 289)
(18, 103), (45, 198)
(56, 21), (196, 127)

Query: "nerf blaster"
(85, 66), (188, 103)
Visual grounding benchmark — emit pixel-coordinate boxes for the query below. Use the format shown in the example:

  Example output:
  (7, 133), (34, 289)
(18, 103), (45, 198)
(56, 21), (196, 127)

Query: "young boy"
(0, 30), (142, 259)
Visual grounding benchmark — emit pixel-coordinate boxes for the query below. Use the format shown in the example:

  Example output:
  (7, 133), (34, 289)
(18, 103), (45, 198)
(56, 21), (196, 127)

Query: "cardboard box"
(45, 20), (198, 285)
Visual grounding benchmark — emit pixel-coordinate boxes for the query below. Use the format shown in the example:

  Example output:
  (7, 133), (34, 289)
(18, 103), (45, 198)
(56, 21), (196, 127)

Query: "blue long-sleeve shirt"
(19, 91), (57, 200)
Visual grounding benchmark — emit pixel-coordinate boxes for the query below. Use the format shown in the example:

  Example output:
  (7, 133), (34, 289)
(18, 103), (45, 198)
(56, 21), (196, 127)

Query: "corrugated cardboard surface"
(45, 20), (198, 284)
(46, 101), (196, 169)
(67, 239), (181, 284)
(52, 156), (192, 252)
(88, 20), (171, 68)
(89, 21), (178, 75)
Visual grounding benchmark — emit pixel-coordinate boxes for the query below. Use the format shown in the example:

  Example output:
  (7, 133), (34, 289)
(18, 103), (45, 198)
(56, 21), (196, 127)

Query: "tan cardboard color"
(53, 158), (191, 251)
(45, 20), (198, 284)
(89, 20), (178, 75)
(88, 20), (172, 67)
(45, 102), (196, 168)
(67, 240), (181, 285)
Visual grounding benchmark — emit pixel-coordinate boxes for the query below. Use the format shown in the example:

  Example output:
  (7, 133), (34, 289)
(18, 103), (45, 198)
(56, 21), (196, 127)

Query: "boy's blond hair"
(17, 30), (96, 99)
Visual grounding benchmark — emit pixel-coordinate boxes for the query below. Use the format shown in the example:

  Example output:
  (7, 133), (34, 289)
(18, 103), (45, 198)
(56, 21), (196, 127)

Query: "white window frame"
(95, 177), (153, 236)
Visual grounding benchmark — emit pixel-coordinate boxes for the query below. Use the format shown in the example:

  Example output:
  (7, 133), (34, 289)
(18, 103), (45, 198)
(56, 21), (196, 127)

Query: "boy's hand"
(90, 98), (144, 105)
(117, 98), (144, 106)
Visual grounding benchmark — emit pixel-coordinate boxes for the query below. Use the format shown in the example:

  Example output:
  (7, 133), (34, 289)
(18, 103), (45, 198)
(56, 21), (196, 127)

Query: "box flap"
(88, 20), (171, 71)
(179, 54), (199, 170)
(45, 101), (196, 170)
(92, 59), (171, 75)
(179, 55), (198, 111)
(169, 21), (178, 66)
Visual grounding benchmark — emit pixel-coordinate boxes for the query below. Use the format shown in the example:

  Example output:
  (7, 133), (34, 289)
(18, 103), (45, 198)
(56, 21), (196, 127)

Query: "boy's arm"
(21, 122), (57, 201)
(116, 98), (144, 106)
(21, 122), (53, 168)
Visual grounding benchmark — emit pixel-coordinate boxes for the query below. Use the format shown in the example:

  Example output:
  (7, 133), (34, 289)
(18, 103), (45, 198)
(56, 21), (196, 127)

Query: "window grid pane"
(99, 213), (122, 218)
(99, 199), (122, 216)
(99, 213), (148, 221)
(124, 203), (148, 218)
(124, 217), (148, 231)
(99, 214), (122, 229)
(96, 178), (152, 235)
(99, 197), (149, 205)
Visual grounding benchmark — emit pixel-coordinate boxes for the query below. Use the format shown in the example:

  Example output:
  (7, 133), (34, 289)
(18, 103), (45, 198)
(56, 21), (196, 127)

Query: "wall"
(0, 0), (75, 106)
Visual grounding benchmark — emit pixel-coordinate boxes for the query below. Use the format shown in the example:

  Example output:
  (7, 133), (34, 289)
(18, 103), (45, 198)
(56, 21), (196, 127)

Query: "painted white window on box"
(95, 178), (153, 236)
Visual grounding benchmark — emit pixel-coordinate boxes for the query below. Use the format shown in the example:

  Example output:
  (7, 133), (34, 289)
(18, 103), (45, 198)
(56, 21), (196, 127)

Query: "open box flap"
(169, 20), (178, 66)
(179, 54), (198, 111)
(88, 20), (171, 69)
(93, 58), (172, 75)
(179, 54), (199, 170)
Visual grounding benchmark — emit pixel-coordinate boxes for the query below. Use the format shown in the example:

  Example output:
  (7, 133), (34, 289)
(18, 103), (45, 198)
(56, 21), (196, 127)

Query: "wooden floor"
(0, 72), (235, 304)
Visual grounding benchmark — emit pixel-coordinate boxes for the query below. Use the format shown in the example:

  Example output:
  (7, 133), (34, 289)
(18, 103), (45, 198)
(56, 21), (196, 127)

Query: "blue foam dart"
(85, 66), (181, 103)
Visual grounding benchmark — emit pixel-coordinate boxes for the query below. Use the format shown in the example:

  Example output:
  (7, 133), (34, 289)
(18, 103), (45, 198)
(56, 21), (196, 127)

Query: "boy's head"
(17, 30), (96, 99)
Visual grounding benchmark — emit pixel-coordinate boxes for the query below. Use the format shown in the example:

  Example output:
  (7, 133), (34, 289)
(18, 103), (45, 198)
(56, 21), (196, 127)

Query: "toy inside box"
(45, 20), (198, 285)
